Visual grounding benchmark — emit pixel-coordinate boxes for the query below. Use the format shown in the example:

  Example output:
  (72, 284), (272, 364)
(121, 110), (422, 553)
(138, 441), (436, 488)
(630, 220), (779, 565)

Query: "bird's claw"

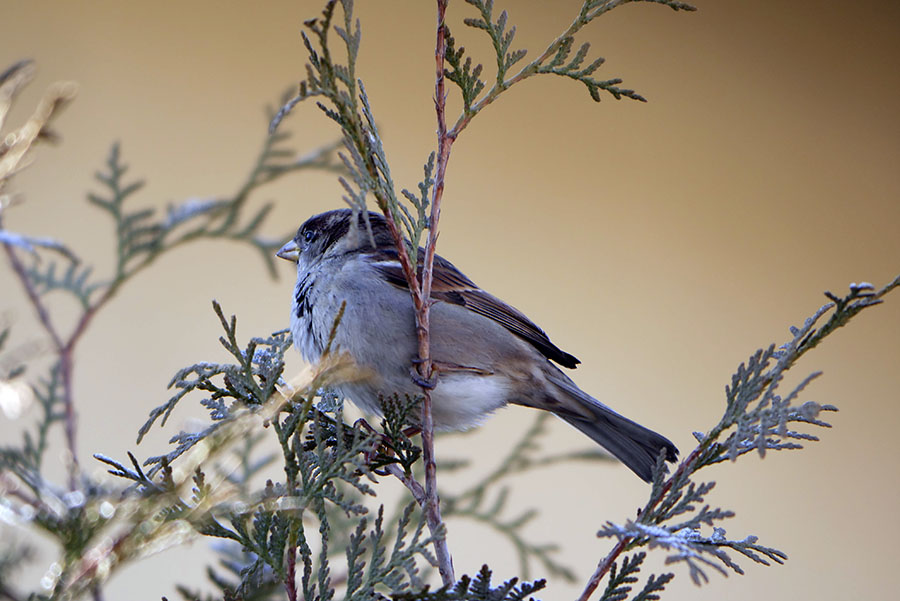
(353, 418), (393, 473)
(409, 366), (437, 389)
(353, 417), (379, 435)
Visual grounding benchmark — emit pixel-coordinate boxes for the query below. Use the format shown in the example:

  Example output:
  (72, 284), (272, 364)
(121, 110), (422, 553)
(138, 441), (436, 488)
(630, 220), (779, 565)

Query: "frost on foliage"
(598, 521), (784, 586)
(589, 277), (900, 597)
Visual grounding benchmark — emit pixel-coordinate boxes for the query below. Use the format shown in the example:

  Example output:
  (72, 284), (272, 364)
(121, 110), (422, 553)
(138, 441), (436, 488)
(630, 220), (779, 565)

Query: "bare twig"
(0, 67), (81, 487)
(1, 239), (64, 352)
(2, 217), (132, 491)
(371, 1), (455, 586)
(401, 0), (457, 587)
(384, 463), (426, 506)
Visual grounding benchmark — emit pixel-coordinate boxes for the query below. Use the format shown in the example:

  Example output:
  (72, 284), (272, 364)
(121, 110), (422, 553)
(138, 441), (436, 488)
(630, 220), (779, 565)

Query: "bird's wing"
(369, 249), (581, 369)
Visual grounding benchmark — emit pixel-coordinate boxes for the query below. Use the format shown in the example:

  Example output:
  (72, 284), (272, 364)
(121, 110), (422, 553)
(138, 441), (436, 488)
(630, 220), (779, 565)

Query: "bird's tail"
(548, 374), (678, 482)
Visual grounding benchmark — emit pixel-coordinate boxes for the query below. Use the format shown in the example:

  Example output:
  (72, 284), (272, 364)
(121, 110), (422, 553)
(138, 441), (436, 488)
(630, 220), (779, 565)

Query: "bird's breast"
(290, 269), (326, 363)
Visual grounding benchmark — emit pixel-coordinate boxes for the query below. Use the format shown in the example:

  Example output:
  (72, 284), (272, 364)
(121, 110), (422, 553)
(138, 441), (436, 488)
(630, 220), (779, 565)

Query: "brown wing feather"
(371, 250), (580, 369)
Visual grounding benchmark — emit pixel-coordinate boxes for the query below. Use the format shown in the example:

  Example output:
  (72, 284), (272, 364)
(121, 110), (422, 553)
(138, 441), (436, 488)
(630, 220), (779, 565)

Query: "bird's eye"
(303, 230), (316, 243)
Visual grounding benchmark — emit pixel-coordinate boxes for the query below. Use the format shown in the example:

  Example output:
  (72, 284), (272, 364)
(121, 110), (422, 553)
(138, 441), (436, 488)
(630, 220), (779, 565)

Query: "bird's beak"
(276, 240), (300, 263)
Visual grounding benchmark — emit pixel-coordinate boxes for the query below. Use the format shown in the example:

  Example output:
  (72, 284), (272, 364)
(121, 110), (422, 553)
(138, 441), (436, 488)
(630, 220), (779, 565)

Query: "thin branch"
(577, 445), (704, 601)
(4, 230), (142, 491)
(384, 463), (426, 506)
(0, 69), (81, 487)
(356, 1), (455, 585)
(405, 0), (456, 587)
(1, 239), (64, 352)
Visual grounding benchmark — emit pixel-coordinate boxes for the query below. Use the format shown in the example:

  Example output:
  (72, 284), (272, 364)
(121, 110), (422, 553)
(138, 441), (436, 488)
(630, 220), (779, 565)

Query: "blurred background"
(2, 1), (898, 599)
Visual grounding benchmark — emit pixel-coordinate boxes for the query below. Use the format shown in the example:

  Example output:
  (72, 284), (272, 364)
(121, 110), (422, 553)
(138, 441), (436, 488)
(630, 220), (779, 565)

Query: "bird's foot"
(352, 418), (387, 469)
(408, 358), (492, 390)
(408, 364), (437, 389)
(354, 418), (412, 475)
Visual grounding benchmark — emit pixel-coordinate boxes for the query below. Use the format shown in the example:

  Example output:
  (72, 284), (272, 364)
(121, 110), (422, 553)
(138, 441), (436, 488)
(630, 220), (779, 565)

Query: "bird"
(277, 209), (678, 481)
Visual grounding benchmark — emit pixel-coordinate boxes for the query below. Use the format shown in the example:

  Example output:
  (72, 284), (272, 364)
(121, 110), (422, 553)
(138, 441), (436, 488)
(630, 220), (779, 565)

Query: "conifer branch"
(4, 5), (895, 600)
(444, 0), (695, 139)
(0, 61), (80, 486)
(577, 277), (899, 601)
(409, 0), (456, 587)
(1, 68), (341, 490)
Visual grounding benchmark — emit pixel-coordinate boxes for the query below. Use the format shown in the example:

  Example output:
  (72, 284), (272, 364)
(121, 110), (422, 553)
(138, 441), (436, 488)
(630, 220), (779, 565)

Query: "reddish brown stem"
(407, 0), (456, 587)
(285, 546), (298, 601)
(384, 464), (426, 505)
(3, 204), (136, 489)
(2, 241), (64, 351)
(576, 445), (706, 601)
(378, 197), (454, 584)
(370, 0), (456, 586)
(59, 352), (77, 480)
(64, 285), (116, 355)
(2, 239), (80, 488)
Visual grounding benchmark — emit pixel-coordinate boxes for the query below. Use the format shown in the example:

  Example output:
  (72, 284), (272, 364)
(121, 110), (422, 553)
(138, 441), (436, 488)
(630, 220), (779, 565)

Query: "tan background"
(2, 1), (899, 600)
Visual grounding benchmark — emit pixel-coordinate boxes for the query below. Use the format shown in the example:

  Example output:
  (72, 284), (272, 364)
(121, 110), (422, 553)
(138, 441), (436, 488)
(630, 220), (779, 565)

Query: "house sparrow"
(277, 209), (677, 481)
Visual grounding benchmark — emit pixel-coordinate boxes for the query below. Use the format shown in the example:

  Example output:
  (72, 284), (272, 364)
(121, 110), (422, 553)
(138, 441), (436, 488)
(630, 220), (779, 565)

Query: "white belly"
(339, 372), (511, 431)
(429, 373), (510, 430)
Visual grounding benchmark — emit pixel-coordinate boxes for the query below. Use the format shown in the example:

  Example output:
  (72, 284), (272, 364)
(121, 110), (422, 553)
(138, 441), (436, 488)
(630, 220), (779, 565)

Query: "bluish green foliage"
(396, 564), (546, 601)
(4, 3), (898, 600)
(591, 278), (900, 595)
(118, 302), (440, 600)
(599, 553), (673, 601)
(1, 71), (347, 598)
